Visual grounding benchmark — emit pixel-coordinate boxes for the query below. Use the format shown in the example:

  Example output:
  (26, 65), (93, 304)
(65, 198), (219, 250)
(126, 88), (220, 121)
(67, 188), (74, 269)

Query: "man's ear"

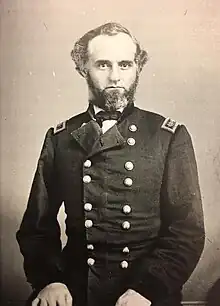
(138, 50), (148, 72)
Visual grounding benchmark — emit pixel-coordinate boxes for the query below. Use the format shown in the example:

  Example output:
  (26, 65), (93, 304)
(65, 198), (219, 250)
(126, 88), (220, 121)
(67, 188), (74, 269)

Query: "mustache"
(104, 86), (125, 90)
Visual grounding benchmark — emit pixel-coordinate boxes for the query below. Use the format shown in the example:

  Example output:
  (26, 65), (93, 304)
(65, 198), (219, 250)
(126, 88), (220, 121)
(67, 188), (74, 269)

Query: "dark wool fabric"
(17, 106), (205, 306)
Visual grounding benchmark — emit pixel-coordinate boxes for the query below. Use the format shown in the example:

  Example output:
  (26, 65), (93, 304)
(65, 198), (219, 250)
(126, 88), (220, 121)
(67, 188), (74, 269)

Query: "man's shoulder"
(136, 107), (165, 122)
(53, 111), (88, 135)
(135, 107), (180, 134)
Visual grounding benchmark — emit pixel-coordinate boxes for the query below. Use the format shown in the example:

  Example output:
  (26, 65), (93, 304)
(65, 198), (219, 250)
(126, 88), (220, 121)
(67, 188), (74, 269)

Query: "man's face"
(85, 33), (139, 112)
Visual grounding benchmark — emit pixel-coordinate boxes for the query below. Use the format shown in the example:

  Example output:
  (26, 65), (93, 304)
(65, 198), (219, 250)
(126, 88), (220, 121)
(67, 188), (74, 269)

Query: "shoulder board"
(161, 117), (179, 134)
(54, 120), (66, 134)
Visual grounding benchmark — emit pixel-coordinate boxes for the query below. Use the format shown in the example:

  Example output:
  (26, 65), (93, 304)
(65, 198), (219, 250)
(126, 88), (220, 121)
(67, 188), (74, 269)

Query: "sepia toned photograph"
(0, 1), (220, 306)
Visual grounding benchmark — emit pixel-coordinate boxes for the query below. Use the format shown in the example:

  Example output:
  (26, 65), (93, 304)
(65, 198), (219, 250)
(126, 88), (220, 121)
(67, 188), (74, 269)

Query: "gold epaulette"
(54, 120), (66, 134)
(161, 117), (179, 134)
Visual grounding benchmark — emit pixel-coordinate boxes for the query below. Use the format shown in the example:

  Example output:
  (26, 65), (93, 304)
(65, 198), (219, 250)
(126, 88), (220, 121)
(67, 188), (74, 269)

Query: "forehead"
(88, 33), (137, 61)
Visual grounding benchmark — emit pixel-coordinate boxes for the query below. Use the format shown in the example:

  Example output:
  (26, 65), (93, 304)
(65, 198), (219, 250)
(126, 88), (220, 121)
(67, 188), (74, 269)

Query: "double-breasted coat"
(17, 104), (205, 306)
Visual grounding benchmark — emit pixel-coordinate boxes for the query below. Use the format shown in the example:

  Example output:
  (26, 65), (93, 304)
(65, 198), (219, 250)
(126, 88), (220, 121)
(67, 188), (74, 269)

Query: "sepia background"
(0, 0), (220, 305)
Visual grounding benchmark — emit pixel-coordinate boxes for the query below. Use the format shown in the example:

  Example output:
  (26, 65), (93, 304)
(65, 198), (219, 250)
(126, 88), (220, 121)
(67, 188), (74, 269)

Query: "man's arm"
(127, 125), (205, 303)
(16, 128), (64, 291)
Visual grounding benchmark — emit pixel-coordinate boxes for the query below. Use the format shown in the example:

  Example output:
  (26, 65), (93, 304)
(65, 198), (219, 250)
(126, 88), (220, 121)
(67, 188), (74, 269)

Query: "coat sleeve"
(129, 125), (205, 302)
(16, 128), (64, 290)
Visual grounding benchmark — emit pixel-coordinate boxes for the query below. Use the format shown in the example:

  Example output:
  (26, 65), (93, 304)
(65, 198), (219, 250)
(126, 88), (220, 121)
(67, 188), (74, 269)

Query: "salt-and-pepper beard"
(87, 73), (139, 112)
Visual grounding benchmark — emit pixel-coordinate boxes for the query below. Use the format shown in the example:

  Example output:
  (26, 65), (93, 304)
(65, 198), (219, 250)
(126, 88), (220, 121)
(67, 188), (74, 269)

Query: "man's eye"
(119, 62), (132, 70)
(97, 63), (109, 70)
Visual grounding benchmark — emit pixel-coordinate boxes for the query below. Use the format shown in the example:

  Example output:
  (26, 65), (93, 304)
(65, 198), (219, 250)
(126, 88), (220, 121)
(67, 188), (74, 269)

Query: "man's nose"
(109, 65), (120, 83)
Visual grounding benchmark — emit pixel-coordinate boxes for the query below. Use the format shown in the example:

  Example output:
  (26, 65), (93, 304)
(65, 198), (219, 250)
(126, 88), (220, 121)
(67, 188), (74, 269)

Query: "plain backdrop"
(0, 0), (220, 304)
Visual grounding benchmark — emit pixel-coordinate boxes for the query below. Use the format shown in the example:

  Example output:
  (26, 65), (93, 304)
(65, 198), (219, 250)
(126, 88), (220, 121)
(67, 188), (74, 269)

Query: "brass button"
(121, 260), (129, 269)
(127, 137), (136, 146)
(87, 258), (95, 266)
(122, 221), (130, 230)
(84, 159), (92, 168)
(123, 205), (131, 214)
(84, 203), (92, 211)
(83, 175), (91, 183)
(129, 124), (137, 132)
(124, 161), (134, 171)
(124, 178), (133, 187)
(123, 247), (130, 254)
(87, 244), (94, 250)
(85, 219), (93, 228)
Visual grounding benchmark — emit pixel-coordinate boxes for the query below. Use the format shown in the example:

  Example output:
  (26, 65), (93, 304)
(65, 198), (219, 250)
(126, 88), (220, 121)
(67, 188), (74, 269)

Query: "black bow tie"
(95, 111), (122, 127)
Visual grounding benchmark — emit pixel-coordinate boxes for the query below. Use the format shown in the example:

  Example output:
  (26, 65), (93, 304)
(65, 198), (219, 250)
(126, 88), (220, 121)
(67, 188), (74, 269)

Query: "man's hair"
(71, 22), (148, 74)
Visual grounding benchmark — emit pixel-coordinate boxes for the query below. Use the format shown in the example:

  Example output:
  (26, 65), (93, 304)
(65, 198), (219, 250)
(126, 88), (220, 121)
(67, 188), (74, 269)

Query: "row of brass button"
(84, 160), (134, 171)
(87, 245), (130, 269)
(83, 123), (137, 270)
(84, 219), (132, 230)
(83, 175), (134, 186)
(84, 203), (131, 214)
(87, 258), (129, 269)
(87, 245), (129, 254)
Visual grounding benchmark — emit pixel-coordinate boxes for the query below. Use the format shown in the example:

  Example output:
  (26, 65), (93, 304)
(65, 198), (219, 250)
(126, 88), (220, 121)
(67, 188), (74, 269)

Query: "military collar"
(87, 101), (135, 123)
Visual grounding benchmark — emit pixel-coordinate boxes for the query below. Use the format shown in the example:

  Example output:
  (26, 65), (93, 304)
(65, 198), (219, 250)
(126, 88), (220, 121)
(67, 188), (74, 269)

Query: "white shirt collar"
(93, 104), (124, 115)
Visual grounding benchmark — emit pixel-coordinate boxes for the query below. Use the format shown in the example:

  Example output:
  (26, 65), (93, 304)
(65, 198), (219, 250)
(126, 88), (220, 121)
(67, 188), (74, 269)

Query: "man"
(16, 23), (205, 306)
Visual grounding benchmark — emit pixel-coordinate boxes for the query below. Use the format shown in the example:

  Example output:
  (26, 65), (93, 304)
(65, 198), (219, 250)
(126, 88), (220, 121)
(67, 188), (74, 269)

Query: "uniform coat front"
(17, 105), (205, 306)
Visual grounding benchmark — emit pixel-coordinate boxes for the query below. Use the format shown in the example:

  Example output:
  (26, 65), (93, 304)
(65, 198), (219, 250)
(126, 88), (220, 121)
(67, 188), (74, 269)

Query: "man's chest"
(55, 124), (168, 200)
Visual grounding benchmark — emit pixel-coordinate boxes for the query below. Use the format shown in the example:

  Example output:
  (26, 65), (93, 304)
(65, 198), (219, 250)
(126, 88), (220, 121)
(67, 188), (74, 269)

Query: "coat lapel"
(70, 120), (102, 153)
(71, 119), (126, 156)
(89, 124), (126, 157)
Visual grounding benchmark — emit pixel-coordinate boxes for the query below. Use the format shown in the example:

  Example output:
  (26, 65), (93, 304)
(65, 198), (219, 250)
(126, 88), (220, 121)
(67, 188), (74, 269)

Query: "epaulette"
(161, 117), (179, 134)
(54, 120), (66, 134)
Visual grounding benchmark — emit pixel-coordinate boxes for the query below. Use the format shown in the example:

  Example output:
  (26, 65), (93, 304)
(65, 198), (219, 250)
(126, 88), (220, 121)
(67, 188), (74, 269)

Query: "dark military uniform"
(16, 104), (205, 306)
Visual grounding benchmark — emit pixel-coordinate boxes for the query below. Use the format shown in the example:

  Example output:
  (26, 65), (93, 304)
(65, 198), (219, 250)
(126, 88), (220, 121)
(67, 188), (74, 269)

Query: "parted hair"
(71, 22), (148, 74)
